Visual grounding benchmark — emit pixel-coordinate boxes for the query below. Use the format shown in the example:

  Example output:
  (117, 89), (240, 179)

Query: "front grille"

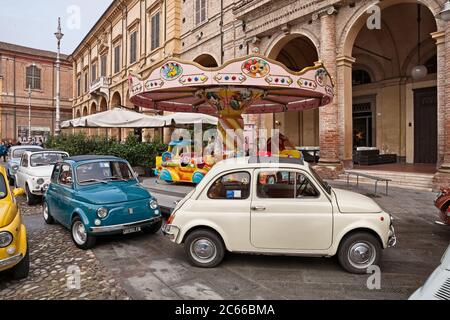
(434, 278), (450, 300)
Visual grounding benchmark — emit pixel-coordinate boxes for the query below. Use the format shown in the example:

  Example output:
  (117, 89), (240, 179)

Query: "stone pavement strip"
(0, 197), (130, 300)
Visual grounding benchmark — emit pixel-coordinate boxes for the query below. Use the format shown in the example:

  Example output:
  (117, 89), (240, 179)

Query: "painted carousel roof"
(128, 54), (334, 115)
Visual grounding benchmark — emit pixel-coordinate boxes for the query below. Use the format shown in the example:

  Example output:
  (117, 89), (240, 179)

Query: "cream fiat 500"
(163, 157), (397, 273)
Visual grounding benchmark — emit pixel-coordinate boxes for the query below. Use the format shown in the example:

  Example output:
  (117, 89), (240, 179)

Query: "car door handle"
(251, 206), (266, 211)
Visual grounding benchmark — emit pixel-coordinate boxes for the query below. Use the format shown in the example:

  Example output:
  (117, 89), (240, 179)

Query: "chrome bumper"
(388, 225), (397, 247)
(0, 254), (23, 268)
(90, 216), (162, 234)
(162, 224), (180, 241)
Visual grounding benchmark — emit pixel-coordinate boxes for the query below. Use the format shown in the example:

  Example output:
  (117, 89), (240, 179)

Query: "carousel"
(128, 52), (334, 183)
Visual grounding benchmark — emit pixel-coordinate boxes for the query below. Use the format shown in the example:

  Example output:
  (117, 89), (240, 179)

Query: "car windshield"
(30, 153), (67, 167)
(309, 164), (331, 195)
(76, 161), (135, 184)
(0, 174), (7, 199)
(12, 148), (41, 159)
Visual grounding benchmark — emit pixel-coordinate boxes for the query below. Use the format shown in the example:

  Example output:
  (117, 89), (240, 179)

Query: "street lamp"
(28, 85), (31, 141)
(436, 1), (450, 21)
(54, 17), (64, 136)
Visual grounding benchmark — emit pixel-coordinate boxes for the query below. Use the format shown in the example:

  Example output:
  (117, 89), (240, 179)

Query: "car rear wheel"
(184, 229), (225, 268)
(142, 220), (163, 234)
(71, 216), (96, 250)
(11, 243), (30, 280)
(25, 184), (41, 206)
(43, 201), (55, 225)
(337, 232), (382, 274)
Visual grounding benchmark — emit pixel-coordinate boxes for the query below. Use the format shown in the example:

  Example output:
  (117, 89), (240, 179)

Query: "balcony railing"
(89, 76), (110, 94)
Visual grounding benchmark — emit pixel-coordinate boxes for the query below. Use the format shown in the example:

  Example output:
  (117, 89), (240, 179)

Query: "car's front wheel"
(71, 216), (96, 250)
(25, 184), (41, 206)
(43, 201), (55, 225)
(11, 243), (30, 280)
(142, 220), (163, 234)
(184, 229), (225, 268)
(337, 232), (382, 274)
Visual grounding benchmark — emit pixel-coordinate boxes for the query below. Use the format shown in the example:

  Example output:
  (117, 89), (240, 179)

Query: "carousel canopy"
(128, 54), (334, 115)
(61, 107), (165, 129)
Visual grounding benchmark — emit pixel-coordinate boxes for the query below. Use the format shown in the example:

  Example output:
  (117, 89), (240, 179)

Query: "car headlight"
(149, 199), (158, 210)
(37, 178), (45, 185)
(42, 184), (49, 191)
(97, 207), (109, 219)
(11, 165), (19, 173)
(0, 231), (13, 248)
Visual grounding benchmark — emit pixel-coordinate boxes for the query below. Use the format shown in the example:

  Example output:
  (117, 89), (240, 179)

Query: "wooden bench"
(344, 171), (391, 196)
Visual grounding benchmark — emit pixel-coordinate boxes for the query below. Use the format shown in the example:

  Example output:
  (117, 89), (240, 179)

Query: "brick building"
(0, 42), (72, 142)
(70, 0), (181, 140)
(178, 0), (450, 187)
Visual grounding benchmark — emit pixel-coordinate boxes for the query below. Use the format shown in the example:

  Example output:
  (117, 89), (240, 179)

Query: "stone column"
(336, 55), (355, 168)
(433, 25), (450, 188)
(315, 6), (343, 178)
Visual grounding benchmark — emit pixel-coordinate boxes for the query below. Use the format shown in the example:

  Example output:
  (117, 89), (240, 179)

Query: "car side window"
(51, 164), (61, 183)
(58, 164), (73, 187)
(21, 154), (29, 167)
(257, 171), (295, 198)
(257, 171), (319, 199)
(296, 172), (319, 198)
(207, 171), (251, 200)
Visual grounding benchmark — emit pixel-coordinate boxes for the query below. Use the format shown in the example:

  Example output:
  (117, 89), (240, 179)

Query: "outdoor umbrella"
(158, 113), (218, 126)
(61, 107), (165, 128)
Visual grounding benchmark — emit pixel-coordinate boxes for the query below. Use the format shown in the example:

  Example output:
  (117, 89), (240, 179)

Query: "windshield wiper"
(79, 179), (108, 184)
(105, 177), (129, 182)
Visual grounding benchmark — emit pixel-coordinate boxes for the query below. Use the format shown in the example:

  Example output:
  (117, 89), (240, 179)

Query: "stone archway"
(194, 54), (219, 67)
(338, 0), (440, 169)
(99, 97), (108, 137)
(266, 34), (320, 147)
(110, 92), (122, 140)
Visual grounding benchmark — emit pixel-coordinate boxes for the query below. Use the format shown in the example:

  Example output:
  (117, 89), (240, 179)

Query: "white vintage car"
(14, 150), (69, 205)
(409, 245), (450, 300)
(163, 157), (397, 273)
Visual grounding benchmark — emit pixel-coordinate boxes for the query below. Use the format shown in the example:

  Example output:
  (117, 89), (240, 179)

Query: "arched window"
(352, 70), (372, 86)
(26, 65), (41, 89)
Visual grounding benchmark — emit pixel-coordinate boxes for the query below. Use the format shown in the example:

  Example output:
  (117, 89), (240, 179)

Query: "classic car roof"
(24, 150), (68, 155)
(208, 156), (307, 174)
(9, 145), (43, 151)
(64, 155), (123, 163)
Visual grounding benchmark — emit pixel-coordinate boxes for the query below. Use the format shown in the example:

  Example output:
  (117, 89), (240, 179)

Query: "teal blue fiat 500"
(43, 156), (162, 249)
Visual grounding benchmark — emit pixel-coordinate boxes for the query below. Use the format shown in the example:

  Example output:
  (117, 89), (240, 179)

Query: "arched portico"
(337, 0), (443, 175)
(194, 54), (219, 67)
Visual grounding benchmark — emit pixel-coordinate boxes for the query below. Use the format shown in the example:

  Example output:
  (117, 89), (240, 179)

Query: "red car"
(435, 187), (450, 225)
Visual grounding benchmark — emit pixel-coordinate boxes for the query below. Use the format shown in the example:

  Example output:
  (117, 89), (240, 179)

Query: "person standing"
(0, 142), (7, 162)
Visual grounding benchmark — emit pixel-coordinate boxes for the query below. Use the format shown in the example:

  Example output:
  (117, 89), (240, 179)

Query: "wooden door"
(414, 87), (437, 164)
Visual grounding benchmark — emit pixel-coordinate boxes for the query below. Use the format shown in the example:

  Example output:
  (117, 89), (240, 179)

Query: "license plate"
(123, 226), (141, 235)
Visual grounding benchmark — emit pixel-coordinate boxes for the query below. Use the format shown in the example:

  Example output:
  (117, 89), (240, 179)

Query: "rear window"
(207, 171), (251, 200)
(12, 148), (42, 158)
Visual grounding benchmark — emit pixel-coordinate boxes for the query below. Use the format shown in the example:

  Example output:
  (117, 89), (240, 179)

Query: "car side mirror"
(12, 188), (25, 197)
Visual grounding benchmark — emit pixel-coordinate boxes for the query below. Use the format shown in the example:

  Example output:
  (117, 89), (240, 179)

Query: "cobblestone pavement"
(94, 180), (450, 300)
(1, 179), (449, 300)
(0, 197), (130, 300)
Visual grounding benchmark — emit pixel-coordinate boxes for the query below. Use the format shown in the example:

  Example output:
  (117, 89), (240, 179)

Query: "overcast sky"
(0, 0), (113, 55)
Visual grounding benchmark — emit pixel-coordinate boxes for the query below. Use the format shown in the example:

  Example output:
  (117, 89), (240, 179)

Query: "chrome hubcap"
(348, 241), (376, 269)
(72, 221), (87, 245)
(190, 238), (217, 264)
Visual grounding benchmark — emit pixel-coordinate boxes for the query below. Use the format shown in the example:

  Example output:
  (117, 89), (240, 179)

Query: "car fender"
(25, 176), (38, 192)
(332, 216), (389, 254)
(177, 219), (232, 251)
(70, 208), (90, 227)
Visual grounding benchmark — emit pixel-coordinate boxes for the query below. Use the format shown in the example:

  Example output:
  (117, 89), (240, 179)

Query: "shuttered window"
(151, 13), (160, 51)
(26, 65), (41, 89)
(195, 0), (207, 25)
(130, 31), (137, 64)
